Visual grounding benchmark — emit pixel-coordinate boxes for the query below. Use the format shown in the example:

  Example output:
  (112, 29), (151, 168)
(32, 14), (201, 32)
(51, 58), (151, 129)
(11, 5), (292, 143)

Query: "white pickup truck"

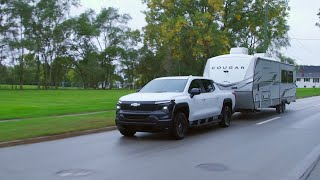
(115, 76), (235, 139)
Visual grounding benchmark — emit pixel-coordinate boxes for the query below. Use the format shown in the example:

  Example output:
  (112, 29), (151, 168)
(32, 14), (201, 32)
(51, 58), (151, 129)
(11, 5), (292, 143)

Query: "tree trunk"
(37, 54), (41, 89)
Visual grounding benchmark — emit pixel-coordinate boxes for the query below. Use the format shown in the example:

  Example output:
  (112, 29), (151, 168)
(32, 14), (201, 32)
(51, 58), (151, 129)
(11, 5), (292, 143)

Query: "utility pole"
(264, 0), (269, 53)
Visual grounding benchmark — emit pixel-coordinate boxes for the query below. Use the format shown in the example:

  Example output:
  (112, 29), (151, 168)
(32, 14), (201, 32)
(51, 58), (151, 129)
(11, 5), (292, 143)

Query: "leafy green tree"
(143, 0), (290, 78)
(277, 53), (296, 65)
(63, 9), (100, 88)
(222, 0), (290, 54)
(0, 0), (33, 89)
(25, 0), (79, 89)
(143, 0), (228, 74)
(94, 7), (134, 89)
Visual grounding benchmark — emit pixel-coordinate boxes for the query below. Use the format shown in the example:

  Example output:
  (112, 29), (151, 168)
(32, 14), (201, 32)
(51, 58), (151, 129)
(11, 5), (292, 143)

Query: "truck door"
(201, 79), (221, 117)
(188, 79), (208, 121)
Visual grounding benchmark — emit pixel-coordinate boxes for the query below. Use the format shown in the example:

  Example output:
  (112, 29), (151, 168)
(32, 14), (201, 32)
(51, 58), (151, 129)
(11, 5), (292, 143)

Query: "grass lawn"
(0, 111), (115, 142)
(296, 88), (320, 99)
(0, 89), (134, 120)
(0, 88), (319, 143)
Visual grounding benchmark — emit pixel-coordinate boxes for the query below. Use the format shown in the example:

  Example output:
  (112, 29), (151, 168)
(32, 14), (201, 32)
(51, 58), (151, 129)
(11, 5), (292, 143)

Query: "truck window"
(201, 79), (215, 92)
(188, 79), (205, 93)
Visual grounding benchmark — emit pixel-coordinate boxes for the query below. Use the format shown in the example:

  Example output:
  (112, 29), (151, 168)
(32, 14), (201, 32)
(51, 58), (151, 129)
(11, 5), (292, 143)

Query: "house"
(296, 66), (320, 88)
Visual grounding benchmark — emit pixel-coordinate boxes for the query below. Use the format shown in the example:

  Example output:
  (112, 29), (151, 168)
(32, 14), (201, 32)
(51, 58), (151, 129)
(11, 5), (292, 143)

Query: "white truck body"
(203, 48), (296, 112)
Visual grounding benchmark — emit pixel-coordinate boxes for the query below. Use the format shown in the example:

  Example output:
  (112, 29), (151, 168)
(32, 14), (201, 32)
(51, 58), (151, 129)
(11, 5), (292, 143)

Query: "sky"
(72, 0), (320, 66)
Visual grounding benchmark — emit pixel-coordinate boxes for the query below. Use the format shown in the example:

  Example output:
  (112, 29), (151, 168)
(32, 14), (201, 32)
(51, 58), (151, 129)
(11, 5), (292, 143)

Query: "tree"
(277, 53), (296, 65)
(25, 0), (79, 89)
(143, 0), (291, 77)
(6, 0), (33, 89)
(143, 0), (229, 75)
(94, 7), (134, 89)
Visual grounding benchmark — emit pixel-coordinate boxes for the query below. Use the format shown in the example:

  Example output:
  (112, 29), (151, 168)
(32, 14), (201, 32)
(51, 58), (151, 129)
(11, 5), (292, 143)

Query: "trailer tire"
(281, 102), (286, 113)
(276, 105), (281, 114)
(219, 106), (231, 128)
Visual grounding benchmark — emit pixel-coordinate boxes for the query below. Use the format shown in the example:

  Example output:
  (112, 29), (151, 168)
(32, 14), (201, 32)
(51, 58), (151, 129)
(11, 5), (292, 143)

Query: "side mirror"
(190, 88), (201, 98)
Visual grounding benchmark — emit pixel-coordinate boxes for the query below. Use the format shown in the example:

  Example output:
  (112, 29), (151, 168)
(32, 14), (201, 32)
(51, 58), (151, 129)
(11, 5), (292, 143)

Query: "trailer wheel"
(281, 102), (286, 113)
(276, 105), (281, 114)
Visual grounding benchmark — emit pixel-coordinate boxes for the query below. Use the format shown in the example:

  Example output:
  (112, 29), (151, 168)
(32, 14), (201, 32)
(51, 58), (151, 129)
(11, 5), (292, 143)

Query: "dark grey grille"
(124, 114), (150, 121)
(121, 103), (158, 111)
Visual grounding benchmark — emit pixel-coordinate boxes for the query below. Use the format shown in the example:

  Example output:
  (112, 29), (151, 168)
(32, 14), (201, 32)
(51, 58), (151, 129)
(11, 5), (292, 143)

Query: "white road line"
(256, 117), (281, 125)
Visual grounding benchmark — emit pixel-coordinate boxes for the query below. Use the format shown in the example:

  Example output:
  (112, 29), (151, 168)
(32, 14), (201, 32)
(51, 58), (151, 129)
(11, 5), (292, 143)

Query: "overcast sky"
(72, 0), (320, 66)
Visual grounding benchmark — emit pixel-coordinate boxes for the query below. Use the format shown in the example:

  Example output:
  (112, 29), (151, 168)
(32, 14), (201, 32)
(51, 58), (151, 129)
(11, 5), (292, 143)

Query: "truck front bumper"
(115, 111), (173, 132)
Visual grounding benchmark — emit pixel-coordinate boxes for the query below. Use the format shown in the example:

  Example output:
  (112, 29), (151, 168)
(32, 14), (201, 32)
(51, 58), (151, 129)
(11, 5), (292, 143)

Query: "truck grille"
(121, 103), (158, 111)
(123, 114), (150, 121)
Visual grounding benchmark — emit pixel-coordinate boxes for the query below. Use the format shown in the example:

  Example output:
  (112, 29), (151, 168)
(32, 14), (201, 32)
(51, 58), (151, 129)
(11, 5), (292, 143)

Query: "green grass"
(0, 111), (116, 142)
(296, 88), (320, 99)
(0, 88), (319, 143)
(0, 89), (134, 120)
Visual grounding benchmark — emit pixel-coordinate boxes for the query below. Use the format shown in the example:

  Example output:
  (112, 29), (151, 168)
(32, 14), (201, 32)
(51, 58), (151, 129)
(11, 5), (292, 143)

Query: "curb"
(286, 143), (320, 180)
(0, 126), (117, 148)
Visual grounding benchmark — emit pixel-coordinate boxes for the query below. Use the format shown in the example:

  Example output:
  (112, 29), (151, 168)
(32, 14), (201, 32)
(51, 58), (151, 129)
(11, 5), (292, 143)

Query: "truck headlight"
(162, 106), (169, 113)
(116, 100), (122, 110)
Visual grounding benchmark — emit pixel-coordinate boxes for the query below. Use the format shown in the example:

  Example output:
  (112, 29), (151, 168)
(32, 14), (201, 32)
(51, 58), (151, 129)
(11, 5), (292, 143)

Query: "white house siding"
(296, 78), (320, 88)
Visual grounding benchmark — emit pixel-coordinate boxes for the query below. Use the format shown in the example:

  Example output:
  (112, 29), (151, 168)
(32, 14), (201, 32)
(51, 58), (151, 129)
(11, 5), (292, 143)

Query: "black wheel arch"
(172, 103), (190, 120)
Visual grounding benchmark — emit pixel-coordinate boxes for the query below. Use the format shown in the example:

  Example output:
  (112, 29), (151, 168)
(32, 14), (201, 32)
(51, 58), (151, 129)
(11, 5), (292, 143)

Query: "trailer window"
(282, 70), (293, 83)
(287, 71), (293, 83)
(281, 70), (287, 83)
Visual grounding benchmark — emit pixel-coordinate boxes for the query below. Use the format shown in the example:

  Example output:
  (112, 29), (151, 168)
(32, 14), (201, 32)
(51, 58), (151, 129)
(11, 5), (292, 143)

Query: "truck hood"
(119, 92), (184, 102)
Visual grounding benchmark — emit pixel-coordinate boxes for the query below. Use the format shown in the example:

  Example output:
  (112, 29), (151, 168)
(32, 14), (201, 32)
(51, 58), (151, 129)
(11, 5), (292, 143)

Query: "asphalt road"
(1, 97), (320, 180)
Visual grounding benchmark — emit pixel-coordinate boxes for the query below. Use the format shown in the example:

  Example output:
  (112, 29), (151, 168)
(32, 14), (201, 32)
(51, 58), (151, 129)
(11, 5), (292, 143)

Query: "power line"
(291, 38), (320, 41)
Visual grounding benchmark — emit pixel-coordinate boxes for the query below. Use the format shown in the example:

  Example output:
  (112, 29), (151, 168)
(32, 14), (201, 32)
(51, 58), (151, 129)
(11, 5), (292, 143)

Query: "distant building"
(296, 66), (320, 88)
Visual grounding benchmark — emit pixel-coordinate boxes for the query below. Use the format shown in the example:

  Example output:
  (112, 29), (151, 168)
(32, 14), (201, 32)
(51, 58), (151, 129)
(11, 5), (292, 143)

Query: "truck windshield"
(139, 79), (188, 93)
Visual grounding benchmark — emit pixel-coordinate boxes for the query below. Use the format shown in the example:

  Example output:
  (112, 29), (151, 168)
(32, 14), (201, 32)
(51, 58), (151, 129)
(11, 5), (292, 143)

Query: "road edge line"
(286, 143), (320, 180)
(0, 126), (117, 148)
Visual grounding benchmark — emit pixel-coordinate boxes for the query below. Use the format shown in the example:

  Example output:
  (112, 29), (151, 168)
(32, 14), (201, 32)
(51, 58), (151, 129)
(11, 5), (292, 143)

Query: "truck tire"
(119, 128), (136, 137)
(171, 112), (188, 140)
(219, 105), (231, 128)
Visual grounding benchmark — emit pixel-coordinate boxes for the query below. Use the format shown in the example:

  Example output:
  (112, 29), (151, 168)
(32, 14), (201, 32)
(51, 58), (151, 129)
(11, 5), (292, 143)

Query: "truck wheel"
(119, 128), (136, 137)
(171, 112), (188, 140)
(219, 106), (231, 128)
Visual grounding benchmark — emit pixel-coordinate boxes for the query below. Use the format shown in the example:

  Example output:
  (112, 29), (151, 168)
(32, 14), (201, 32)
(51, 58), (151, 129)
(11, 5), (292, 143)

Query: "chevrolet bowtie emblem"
(130, 103), (141, 107)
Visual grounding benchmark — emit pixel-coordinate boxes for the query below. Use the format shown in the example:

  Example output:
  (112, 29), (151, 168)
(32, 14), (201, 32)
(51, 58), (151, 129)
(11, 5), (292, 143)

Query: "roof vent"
(230, 47), (248, 55)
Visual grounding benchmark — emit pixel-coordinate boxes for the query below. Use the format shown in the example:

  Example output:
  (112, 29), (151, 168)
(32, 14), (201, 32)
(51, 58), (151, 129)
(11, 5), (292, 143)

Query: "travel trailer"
(203, 48), (296, 113)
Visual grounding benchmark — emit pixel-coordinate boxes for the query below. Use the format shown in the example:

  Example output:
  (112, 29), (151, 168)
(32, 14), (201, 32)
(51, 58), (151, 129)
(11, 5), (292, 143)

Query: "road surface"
(1, 97), (320, 180)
